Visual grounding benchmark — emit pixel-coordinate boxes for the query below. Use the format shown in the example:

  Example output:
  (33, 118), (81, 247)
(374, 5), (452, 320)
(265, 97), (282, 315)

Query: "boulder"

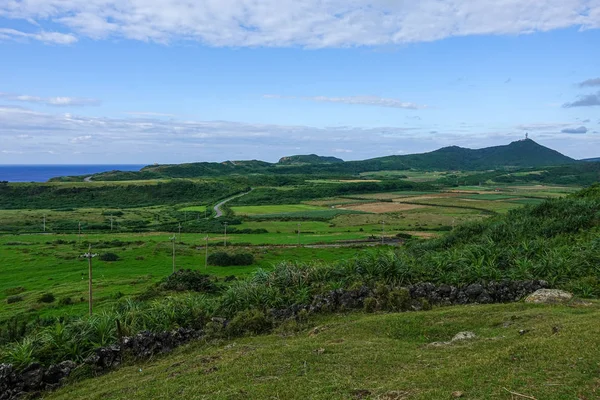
(525, 289), (573, 304)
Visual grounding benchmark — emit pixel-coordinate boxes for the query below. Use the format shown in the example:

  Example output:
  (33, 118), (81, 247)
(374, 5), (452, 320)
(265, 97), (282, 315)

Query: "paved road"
(213, 189), (253, 218)
(84, 176), (93, 182)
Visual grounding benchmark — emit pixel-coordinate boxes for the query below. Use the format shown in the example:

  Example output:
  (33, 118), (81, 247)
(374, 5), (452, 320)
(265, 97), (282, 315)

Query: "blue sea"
(0, 165), (146, 182)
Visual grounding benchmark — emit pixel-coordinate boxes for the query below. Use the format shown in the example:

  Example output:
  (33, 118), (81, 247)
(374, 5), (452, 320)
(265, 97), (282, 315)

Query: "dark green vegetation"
(278, 154), (344, 164)
(0, 180), (246, 209)
(207, 252), (255, 266)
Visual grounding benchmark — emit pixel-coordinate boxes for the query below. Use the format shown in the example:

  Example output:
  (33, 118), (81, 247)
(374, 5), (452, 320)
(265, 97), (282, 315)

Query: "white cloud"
(0, 28), (77, 44)
(516, 123), (572, 131)
(1, 105), (599, 162)
(264, 94), (426, 110)
(0, 92), (100, 107)
(0, 1), (598, 47)
(70, 135), (93, 143)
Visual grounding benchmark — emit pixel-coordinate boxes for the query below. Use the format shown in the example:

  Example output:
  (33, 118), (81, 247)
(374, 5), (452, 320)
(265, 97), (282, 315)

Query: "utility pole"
(80, 245), (97, 316)
(78, 222), (81, 242)
(110, 215), (114, 231)
(297, 223), (301, 247)
(170, 235), (176, 273)
(205, 234), (209, 268)
(43, 214), (46, 232)
(381, 221), (385, 245)
(178, 223), (182, 239)
(223, 222), (228, 247)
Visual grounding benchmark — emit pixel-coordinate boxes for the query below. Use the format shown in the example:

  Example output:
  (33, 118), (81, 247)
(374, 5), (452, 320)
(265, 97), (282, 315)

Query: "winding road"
(213, 189), (253, 218)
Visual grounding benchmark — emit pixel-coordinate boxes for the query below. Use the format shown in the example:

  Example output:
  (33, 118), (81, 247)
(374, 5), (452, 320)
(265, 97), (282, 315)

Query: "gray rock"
(524, 289), (573, 304)
(452, 331), (477, 342)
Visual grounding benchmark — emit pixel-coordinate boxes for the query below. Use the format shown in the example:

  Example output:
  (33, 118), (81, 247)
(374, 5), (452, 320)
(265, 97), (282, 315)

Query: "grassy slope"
(49, 302), (600, 400)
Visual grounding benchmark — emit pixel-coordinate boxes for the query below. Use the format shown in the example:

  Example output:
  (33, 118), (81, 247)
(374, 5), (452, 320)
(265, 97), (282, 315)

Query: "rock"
(525, 289), (573, 304)
(465, 284), (484, 297)
(452, 331), (477, 342)
(452, 391), (464, 398)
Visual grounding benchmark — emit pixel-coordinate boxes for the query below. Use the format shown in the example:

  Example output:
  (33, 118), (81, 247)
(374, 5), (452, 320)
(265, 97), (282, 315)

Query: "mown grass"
(231, 204), (326, 215)
(47, 302), (600, 400)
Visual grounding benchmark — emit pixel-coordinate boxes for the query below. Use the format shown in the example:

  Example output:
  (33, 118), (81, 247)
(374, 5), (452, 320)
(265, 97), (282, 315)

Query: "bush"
(4, 287), (26, 296)
(6, 295), (23, 304)
(226, 309), (273, 337)
(99, 252), (119, 262)
(160, 269), (219, 293)
(38, 293), (55, 303)
(363, 297), (377, 313)
(59, 297), (73, 306)
(207, 252), (254, 266)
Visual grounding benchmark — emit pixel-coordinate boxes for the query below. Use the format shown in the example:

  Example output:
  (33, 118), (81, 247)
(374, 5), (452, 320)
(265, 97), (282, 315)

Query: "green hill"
(370, 139), (575, 170)
(278, 154), (344, 165)
(72, 139), (577, 181)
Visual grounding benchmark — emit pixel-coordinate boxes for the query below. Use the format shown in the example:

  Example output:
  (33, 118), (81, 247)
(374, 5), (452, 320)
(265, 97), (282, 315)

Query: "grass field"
(47, 301), (600, 400)
(0, 233), (373, 321)
(231, 204), (326, 216)
(177, 206), (207, 212)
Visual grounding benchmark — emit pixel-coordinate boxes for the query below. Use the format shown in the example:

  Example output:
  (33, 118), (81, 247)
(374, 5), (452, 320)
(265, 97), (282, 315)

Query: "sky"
(0, 0), (599, 164)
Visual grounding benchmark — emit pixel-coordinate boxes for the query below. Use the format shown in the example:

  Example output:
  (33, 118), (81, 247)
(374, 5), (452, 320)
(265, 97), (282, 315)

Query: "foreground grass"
(49, 302), (600, 400)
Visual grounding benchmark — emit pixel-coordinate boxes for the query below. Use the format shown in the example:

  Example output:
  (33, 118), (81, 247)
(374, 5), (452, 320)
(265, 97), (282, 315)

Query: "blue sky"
(0, 1), (599, 164)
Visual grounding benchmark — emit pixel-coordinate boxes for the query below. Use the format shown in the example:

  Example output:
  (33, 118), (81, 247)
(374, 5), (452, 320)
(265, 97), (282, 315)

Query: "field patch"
(177, 206), (206, 212)
(339, 202), (425, 213)
(231, 204), (325, 216)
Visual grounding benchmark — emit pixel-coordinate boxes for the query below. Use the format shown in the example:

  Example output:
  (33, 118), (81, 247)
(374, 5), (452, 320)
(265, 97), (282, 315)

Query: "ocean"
(0, 165), (146, 182)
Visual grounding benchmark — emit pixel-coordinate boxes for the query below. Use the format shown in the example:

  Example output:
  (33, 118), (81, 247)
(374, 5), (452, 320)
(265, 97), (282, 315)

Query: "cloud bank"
(0, 92), (101, 107)
(1, 1), (599, 47)
(563, 92), (600, 108)
(1, 105), (599, 163)
(561, 126), (588, 134)
(578, 78), (600, 87)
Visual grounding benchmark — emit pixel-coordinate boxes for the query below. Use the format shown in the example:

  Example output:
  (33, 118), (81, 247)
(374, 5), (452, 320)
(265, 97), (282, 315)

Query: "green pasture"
(231, 204), (326, 216)
(0, 232), (371, 321)
(177, 205), (207, 212)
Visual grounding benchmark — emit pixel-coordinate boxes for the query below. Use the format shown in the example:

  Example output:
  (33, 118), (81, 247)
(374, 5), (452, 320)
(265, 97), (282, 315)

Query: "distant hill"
(582, 157), (600, 162)
(278, 154), (344, 165)
(368, 139), (575, 170)
(84, 139), (577, 181)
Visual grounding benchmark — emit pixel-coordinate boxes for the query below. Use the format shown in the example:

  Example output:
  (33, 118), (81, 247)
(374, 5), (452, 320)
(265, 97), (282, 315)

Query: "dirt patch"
(394, 193), (460, 202)
(340, 202), (424, 213)
(405, 231), (439, 239)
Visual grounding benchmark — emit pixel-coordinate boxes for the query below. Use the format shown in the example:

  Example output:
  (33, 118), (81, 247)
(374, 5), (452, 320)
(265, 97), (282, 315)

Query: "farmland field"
(0, 177), (585, 350)
(231, 204), (325, 215)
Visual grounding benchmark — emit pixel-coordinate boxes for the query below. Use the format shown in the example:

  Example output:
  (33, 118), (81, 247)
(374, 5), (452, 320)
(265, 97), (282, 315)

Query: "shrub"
(6, 295), (24, 304)
(4, 286), (26, 296)
(226, 309), (273, 337)
(207, 252), (254, 266)
(160, 269), (219, 293)
(38, 293), (55, 303)
(363, 297), (377, 313)
(59, 297), (73, 306)
(99, 252), (119, 262)
(387, 288), (411, 312)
